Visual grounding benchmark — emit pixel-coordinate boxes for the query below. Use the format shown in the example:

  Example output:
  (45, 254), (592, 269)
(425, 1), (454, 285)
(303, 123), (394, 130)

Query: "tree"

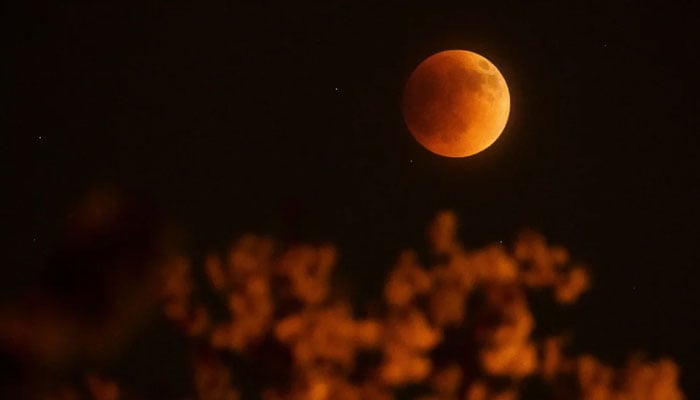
(2, 210), (685, 399)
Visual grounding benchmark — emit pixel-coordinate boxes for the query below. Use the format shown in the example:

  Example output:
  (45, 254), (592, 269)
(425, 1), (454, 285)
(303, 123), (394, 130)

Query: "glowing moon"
(402, 50), (510, 157)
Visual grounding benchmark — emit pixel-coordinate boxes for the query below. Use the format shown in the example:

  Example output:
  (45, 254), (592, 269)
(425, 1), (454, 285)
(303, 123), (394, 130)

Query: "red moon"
(402, 50), (510, 158)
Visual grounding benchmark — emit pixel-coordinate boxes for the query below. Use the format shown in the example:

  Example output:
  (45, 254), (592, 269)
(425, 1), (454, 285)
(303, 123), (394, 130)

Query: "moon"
(402, 50), (510, 158)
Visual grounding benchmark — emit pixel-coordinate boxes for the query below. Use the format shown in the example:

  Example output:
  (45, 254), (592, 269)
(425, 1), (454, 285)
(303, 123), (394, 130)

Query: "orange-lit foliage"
(7, 211), (685, 399)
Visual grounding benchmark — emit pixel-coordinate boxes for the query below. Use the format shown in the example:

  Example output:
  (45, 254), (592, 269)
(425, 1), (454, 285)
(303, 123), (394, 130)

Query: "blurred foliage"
(0, 206), (684, 400)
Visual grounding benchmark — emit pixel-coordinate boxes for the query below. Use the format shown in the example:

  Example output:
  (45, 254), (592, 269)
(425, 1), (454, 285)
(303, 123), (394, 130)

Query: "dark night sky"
(2, 0), (699, 396)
